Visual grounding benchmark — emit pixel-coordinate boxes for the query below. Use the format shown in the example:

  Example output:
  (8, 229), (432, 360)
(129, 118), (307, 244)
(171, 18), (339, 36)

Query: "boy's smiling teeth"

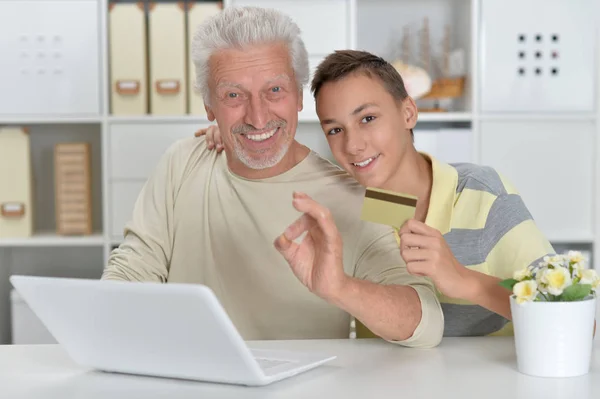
(352, 154), (380, 167)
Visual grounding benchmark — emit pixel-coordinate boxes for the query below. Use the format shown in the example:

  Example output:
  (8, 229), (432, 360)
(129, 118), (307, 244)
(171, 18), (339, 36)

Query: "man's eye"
(228, 92), (238, 98)
(271, 87), (281, 93)
(327, 127), (342, 135)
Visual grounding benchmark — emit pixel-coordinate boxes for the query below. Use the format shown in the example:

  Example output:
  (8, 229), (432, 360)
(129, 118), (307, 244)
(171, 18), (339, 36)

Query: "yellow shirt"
(358, 154), (554, 338)
(423, 154), (554, 336)
(102, 137), (444, 347)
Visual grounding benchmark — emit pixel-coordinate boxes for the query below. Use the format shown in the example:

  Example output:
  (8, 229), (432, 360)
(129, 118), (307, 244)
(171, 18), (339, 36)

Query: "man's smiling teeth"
(245, 128), (277, 142)
(352, 155), (378, 167)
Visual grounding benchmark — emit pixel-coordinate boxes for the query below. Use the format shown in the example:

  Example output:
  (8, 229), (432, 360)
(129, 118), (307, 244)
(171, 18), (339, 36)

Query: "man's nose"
(244, 96), (269, 130)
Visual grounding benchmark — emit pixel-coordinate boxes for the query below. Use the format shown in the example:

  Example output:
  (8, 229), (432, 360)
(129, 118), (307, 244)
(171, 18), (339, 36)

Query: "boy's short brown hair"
(311, 50), (413, 137)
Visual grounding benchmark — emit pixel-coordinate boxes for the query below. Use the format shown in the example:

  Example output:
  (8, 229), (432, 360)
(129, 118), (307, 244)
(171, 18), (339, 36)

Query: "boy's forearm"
(463, 269), (512, 320)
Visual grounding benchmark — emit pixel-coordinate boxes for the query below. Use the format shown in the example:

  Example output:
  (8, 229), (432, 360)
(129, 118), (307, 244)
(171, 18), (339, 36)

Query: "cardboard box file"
(187, 1), (222, 115)
(0, 127), (33, 238)
(149, 2), (187, 115)
(109, 3), (148, 115)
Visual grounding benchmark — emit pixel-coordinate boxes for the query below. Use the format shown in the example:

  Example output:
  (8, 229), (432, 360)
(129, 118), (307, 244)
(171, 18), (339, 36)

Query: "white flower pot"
(510, 295), (596, 378)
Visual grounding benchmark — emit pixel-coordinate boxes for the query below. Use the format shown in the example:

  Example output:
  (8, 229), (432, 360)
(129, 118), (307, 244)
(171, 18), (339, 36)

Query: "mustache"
(232, 120), (287, 135)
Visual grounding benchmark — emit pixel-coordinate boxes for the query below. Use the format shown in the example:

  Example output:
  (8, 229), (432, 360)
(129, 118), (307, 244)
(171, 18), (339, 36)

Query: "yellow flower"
(513, 267), (532, 281)
(580, 269), (600, 289)
(541, 267), (572, 296)
(514, 280), (538, 304)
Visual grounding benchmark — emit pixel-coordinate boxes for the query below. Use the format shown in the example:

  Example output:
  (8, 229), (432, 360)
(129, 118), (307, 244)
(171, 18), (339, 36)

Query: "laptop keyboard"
(255, 358), (292, 370)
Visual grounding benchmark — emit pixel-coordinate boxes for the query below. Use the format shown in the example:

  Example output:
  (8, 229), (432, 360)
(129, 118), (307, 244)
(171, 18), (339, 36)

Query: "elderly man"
(102, 6), (443, 348)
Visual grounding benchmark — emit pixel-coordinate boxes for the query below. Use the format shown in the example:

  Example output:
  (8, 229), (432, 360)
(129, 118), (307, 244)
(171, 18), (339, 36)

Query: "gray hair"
(191, 6), (309, 105)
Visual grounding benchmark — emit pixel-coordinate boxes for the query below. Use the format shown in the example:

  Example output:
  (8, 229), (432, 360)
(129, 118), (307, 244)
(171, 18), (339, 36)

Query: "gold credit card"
(360, 187), (418, 229)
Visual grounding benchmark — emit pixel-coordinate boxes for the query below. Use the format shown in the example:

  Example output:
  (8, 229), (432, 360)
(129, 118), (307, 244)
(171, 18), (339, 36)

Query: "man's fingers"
(283, 213), (315, 242)
(273, 233), (299, 264)
(291, 192), (338, 240)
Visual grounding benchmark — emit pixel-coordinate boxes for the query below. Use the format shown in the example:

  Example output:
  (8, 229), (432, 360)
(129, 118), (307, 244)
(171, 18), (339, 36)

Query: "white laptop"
(9, 275), (336, 386)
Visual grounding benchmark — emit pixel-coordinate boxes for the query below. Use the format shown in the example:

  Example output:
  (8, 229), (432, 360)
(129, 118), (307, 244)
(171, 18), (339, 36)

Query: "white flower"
(580, 269), (600, 289)
(567, 251), (586, 265)
(536, 267), (549, 293)
(514, 280), (538, 304)
(571, 262), (583, 279)
(540, 267), (572, 296)
(545, 255), (564, 268)
(513, 267), (532, 281)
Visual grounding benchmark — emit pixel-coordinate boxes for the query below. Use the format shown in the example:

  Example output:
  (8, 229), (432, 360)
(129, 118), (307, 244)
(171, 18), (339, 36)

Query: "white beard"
(233, 131), (291, 170)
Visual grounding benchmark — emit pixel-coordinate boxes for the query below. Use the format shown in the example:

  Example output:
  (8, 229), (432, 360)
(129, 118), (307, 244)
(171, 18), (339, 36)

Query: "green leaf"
(499, 278), (519, 291)
(560, 284), (592, 301)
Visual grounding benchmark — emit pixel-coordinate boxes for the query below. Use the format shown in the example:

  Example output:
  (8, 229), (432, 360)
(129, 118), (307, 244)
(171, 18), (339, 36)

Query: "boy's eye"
(327, 127), (342, 136)
(361, 115), (375, 123)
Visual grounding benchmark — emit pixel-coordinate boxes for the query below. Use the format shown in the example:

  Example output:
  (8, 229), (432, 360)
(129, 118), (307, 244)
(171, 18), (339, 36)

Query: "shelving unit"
(0, 233), (105, 248)
(0, 0), (598, 345)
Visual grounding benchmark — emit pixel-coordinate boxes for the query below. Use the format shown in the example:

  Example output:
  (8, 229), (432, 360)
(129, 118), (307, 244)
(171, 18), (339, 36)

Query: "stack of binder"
(0, 127), (33, 238)
(109, 1), (222, 116)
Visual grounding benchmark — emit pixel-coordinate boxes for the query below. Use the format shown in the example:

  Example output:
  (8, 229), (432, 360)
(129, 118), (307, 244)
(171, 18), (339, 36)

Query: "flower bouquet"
(500, 251), (598, 377)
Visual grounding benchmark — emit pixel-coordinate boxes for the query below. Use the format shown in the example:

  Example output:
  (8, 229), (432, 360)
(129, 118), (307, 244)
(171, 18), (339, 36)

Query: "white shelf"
(479, 113), (597, 121)
(417, 112), (473, 123)
(546, 234), (596, 245)
(108, 115), (210, 124)
(0, 232), (105, 247)
(0, 116), (102, 124)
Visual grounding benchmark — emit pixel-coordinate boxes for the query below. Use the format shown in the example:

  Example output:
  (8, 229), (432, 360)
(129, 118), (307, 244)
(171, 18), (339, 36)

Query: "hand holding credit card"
(360, 187), (418, 229)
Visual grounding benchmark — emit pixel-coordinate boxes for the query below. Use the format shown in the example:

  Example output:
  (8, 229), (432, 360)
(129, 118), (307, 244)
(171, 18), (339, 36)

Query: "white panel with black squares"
(480, 0), (596, 113)
(516, 32), (560, 77)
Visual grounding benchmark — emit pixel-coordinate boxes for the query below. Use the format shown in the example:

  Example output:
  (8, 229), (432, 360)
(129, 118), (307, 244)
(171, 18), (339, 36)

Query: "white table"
(0, 337), (598, 399)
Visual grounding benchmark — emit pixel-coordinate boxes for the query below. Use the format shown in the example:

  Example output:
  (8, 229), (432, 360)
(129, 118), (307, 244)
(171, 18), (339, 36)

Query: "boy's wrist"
(460, 267), (485, 303)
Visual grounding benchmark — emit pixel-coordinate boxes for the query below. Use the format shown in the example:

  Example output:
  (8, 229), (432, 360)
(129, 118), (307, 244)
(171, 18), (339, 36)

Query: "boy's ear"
(403, 97), (418, 130)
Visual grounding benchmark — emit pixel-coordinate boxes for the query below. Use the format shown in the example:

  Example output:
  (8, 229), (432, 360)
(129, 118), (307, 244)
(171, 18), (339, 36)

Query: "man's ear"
(297, 88), (304, 112)
(205, 105), (215, 121)
(403, 97), (418, 130)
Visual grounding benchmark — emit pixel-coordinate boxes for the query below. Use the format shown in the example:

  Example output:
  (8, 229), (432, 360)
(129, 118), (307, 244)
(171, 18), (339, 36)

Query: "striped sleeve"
(481, 192), (555, 279)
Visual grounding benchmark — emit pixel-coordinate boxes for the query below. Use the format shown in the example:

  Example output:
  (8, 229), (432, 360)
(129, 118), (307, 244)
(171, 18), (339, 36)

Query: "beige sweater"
(102, 137), (443, 347)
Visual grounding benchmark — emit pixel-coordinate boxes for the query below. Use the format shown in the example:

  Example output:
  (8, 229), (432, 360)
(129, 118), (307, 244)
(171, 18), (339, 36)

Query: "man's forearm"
(103, 239), (168, 283)
(463, 269), (512, 320)
(328, 277), (422, 342)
